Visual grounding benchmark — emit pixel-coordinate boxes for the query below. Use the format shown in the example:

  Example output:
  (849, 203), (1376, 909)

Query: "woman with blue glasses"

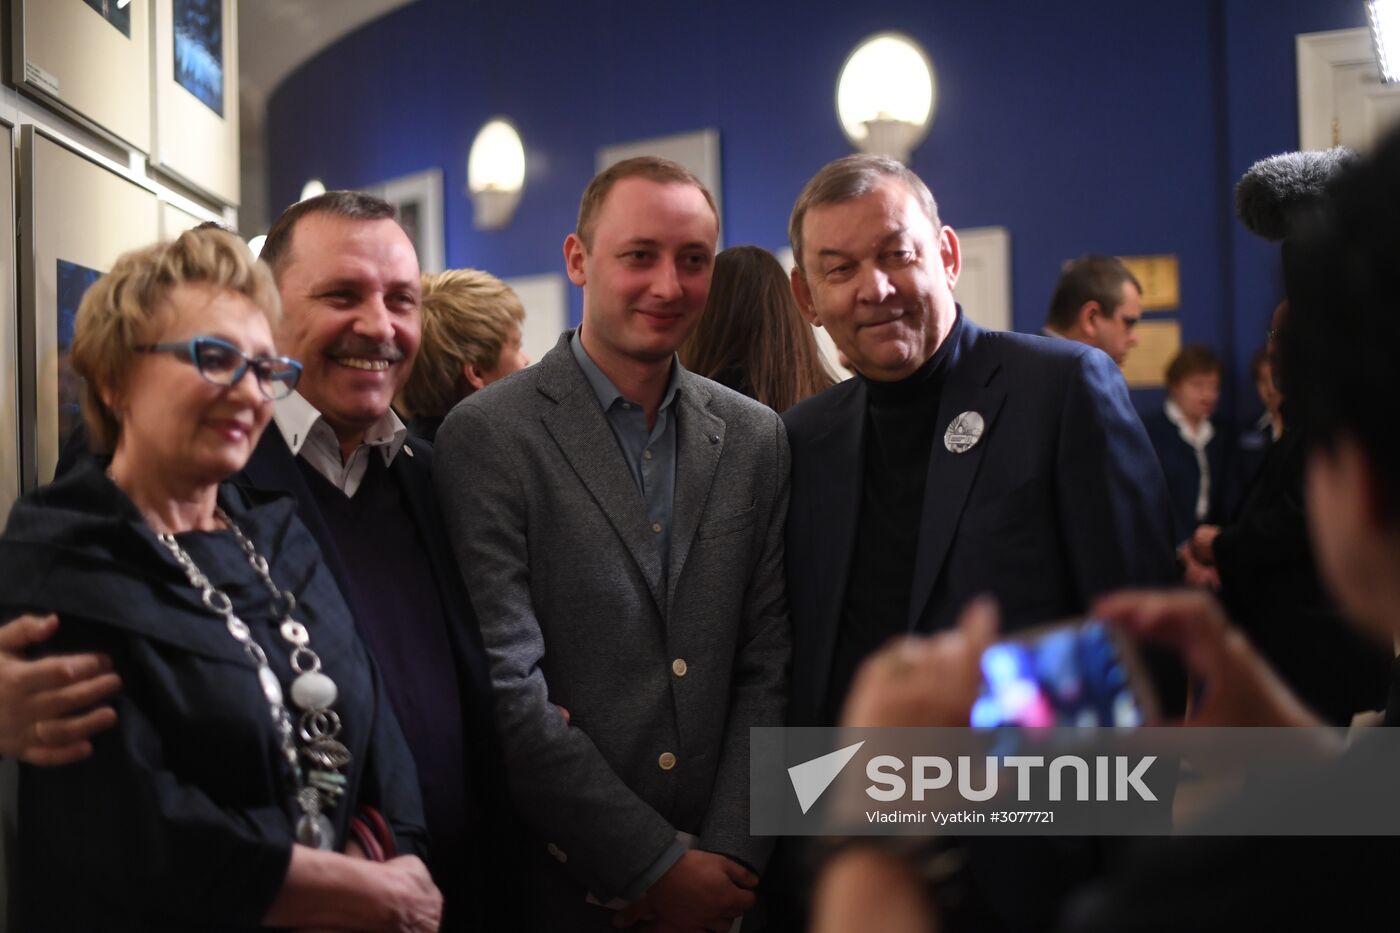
(0, 228), (442, 931)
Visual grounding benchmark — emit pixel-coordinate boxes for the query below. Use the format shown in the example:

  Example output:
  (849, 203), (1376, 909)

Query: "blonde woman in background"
(397, 269), (530, 443)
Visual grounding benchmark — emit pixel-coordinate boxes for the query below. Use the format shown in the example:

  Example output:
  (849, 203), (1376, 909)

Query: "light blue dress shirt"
(570, 329), (681, 575)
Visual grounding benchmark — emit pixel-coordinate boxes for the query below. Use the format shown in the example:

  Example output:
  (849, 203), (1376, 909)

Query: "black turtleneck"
(824, 317), (962, 721)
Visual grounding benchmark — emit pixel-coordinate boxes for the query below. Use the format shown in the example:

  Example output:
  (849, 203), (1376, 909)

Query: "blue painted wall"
(266, 0), (1368, 421)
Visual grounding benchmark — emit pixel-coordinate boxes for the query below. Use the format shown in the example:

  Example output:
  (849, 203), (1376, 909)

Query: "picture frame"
(362, 168), (446, 273)
(9, 0), (153, 151)
(953, 226), (1012, 332)
(150, 0), (240, 206)
(0, 118), (18, 526)
(502, 273), (569, 364)
(597, 128), (723, 243)
(18, 126), (161, 491)
(159, 198), (215, 239)
(1297, 28), (1400, 152)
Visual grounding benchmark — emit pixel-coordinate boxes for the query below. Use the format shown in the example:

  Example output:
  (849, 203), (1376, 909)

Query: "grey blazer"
(434, 331), (790, 908)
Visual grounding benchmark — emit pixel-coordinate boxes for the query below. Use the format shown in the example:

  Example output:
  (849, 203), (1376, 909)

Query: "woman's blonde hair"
(70, 227), (281, 452)
(397, 268), (525, 419)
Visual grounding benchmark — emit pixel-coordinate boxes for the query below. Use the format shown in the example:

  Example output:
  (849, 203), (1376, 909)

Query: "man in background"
(1043, 254), (1144, 365)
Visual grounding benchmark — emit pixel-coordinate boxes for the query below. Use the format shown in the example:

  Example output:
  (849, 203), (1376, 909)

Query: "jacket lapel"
(538, 336), (666, 613)
(906, 320), (1007, 631)
(666, 374), (725, 609)
(388, 440), (498, 712)
(804, 379), (867, 706)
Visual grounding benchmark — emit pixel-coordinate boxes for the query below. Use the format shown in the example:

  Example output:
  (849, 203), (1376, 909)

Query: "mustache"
(325, 339), (405, 361)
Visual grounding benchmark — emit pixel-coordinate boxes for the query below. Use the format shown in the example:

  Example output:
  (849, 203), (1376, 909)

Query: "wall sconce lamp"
(1370, 1), (1400, 83)
(468, 118), (526, 230)
(836, 32), (936, 164)
(299, 178), (326, 202)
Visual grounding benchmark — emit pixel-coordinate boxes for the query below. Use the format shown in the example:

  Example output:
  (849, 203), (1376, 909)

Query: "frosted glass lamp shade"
(468, 118), (525, 229)
(837, 33), (936, 162)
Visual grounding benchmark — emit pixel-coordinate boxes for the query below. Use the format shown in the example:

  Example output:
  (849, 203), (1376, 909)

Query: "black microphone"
(1235, 147), (1357, 241)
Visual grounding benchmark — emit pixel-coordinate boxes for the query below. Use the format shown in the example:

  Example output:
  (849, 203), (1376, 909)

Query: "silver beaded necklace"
(154, 507), (350, 849)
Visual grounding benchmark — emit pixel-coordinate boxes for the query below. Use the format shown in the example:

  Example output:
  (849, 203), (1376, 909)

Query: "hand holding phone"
(971, 618), (1158, 728)
(841, 599), (998, 728)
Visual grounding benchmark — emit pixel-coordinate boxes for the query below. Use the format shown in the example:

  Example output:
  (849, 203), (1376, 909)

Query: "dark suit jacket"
(232, 428), (520, 924)
(46, 422), (519, 924)
(2, 463), (426, 931)
(774, 319), (1178, 933)
(1142, 409), (1226, 543)
(782, 317), (1177, 728)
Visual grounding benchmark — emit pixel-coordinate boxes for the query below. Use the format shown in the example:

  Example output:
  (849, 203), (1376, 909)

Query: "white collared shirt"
(1164, 399), (1215, 522)
(272, 390), (408, 497)
(1256, 409), (1283, 443)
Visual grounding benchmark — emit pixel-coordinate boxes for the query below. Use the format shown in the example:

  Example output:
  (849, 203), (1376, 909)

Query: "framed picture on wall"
(597, 128), (722, 243)
(18, 126), (161, 491)
(9, 0), (153, 151)
(0, 119), (18, 526)
(362, 168), (446, 273)
(952, 226), (1012, 332)
(502, 273), (569, 364)
(159, 198), (219, 239)
(150, 0), (240, 206)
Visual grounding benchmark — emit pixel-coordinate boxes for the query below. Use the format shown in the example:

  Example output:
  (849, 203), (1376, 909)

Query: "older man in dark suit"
(780, 155), (1176, 931)
(435, 157), (790, 932)
(783, 155), (1176, 726)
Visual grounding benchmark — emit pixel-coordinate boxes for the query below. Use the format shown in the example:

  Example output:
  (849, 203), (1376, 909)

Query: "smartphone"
(970, 618), (1158, 728)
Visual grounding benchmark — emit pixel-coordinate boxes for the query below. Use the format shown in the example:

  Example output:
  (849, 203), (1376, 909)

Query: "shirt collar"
(1164, 398), (1215, 447)
(272, 390), (408, 462)
(569, 327), (682, 413)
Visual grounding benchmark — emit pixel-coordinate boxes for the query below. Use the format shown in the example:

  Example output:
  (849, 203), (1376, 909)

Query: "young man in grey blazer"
(435, 157), (791, 932)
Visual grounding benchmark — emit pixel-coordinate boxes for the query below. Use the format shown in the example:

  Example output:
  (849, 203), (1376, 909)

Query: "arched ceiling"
(239, 0), (420, 113)
(237, 0), (419, 229)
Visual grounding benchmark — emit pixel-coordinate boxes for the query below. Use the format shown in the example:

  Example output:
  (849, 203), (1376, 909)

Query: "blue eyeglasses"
(135, 336), (303, 400)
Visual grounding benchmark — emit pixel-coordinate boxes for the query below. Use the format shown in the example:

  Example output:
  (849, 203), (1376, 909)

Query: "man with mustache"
(237, 191), (512, 932)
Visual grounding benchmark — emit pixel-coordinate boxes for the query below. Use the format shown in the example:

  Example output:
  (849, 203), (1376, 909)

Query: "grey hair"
(788, 154), (941, 270)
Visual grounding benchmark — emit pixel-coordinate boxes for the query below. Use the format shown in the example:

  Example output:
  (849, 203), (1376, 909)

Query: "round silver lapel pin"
(944, 411), (985, 454)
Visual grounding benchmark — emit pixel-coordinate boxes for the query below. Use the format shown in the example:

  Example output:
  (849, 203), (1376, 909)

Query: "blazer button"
(658, 752), (677, 771)
(671, 658), (688, 677)
(547, 842), (567, 863)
